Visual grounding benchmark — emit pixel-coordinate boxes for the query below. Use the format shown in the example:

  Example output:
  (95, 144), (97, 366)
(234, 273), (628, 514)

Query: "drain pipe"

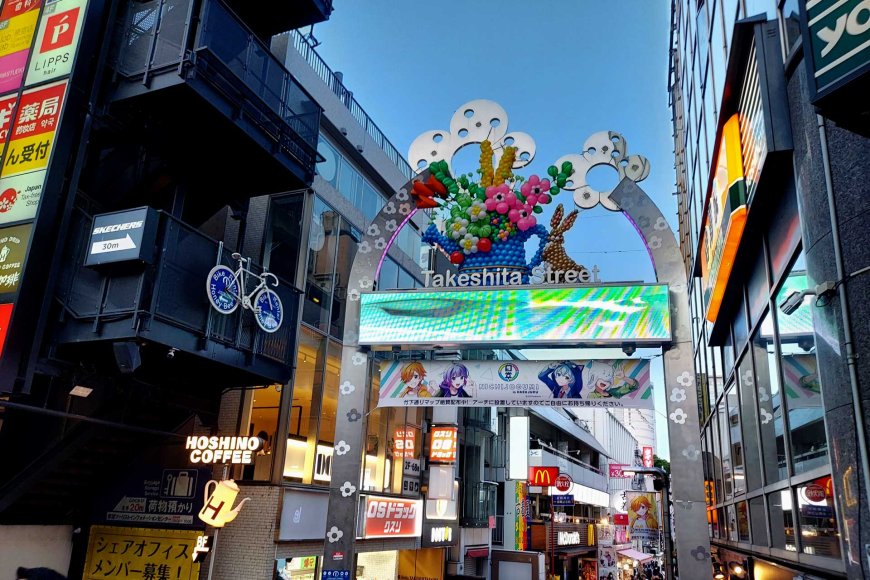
(816, 113), (870, 514)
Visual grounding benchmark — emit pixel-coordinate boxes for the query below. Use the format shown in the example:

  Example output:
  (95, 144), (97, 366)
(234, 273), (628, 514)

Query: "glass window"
(719, 399), (733, 498)
(747, 247), (769, 328)
(738, 355), (763, 492)
(768, 489), (797, 551)
(726, 503), (738, 541)
(780, 0), (801, 57)
(241, 384), (282, 481)
(286, 327), (327, 483)
(712, 411), (724, 502)
(749, 496), (767, 546)
(723, 331), (735, 376)
(338, 159), (363, 209)
(316, 137), (339, 189)
(754, 309), (787, 483)
(709, 504), (720, 539)
(733, 294), (748, 355)
(696, 4), (709, 81)
(316, 340), (342, 447)
(745, 0), (777, 18)
(796, 476), (841, 559)
(736, 500), (750, 542)
(704, 326), (722, 408)
(330, 224), (361, 338)
(378, 257), (399, 290)
(766, 184), (801, 283)
(776, 252), (828, 475)
(265, 195), (305, 288)
(726, 384), (745, 495)
(361, 179), (383, 224)
(363, 359), (386, 492)
(710, 2), (727, 108)
(723, 0), (739, 51)
(303, 198), (338, 331)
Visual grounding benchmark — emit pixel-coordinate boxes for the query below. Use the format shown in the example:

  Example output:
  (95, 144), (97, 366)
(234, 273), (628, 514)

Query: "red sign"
(0, 303), (12, 358)
(362, 496), (422, 539)
(488, 515), (496, 529)
(804, 484), (827, 503)
(609, 464), (631, 478)
(642, 446), (654, 468)
(11, 81), (66, 140)
(528, 466), (559, 486)
(41, 8), (80, 52)
(0, 95), (18, 146)
(613, 514), (629, 526)
(554, 474), (573, 492)
(393, 428), (416, 459)
(429, 426), (458, 463)
(0, 0), (42, 20)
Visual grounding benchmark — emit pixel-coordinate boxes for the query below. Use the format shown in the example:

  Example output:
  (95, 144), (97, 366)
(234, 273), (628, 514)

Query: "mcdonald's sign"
(528, 466), (559, 486)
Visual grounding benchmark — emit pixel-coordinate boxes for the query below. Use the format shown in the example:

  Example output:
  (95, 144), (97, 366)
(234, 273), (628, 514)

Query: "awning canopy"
(466, 547), (489, 558)
(617, 548), (654, 563)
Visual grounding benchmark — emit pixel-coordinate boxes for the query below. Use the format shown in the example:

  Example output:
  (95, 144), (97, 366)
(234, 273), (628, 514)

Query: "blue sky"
(310, 1), (676, 457)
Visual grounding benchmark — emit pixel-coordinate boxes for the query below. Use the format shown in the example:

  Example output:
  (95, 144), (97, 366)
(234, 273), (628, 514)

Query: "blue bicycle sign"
(206, 253), (283, 333)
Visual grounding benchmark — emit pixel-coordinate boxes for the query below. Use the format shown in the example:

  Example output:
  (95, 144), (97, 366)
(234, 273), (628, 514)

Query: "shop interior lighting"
(69, 386), (93, 397)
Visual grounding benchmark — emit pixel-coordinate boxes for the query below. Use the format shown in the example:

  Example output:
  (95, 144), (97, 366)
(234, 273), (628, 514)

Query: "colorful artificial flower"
(449, 217), (469, 239)
(460, 233), (479, 254)
(521, 175), (551, 206)
(484, 184), (516, 214)
(508, 204), (537, 231)
(468, 199), (488, 222)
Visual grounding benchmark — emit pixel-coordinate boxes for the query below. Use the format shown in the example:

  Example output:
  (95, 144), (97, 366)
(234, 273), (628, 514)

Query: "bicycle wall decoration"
(206, 252), (283, 333)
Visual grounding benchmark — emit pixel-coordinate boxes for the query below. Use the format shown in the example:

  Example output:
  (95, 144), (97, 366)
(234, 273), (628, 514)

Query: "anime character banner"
(625, 492), (660, 541)
(597, 546), (618, 579)
(377, 359), (653, 408)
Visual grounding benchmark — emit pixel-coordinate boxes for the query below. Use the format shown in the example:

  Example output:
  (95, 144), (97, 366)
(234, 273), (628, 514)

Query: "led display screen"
(358, 284), (671, 347)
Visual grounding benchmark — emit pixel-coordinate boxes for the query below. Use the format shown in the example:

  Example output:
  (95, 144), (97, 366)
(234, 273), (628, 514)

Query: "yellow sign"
(397, 548), (444, 580)
(198, 479), (250, 527)
(2, 130), (55, 176)
(700, 114), (747, 322)
(83, 526), (201, 579)
(0, 9), (39, 58)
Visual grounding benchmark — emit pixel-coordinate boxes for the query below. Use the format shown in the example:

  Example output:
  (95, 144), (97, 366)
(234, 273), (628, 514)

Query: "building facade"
(669, 0), (870, 578)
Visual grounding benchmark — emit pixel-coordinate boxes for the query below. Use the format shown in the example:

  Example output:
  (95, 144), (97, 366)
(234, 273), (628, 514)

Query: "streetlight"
(622, 466), (674, 580)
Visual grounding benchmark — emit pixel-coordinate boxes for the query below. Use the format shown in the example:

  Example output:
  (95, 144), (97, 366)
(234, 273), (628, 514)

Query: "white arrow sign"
(92, 234), (137, 254)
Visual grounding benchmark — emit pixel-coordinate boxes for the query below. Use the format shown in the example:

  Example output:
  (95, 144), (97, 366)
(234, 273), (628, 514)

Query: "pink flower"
(521, 175), (551, 206)
(485, 184), (516, 215)
(509, 204), (537, 231)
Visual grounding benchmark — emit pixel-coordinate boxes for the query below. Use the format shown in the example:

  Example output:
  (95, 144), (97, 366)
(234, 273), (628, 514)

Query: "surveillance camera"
(622, 343), (637, 356)
(779, 290), (806, 316)
(167, 348), (178, 360)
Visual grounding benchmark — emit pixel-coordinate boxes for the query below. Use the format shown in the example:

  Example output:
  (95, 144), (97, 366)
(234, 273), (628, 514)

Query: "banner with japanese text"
(378, 359), (653, 408)
(625, 492), (661, 541)
(83, 526), (201, 580)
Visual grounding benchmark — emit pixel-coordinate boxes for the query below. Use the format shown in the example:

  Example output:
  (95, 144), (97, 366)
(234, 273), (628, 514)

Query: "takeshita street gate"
(322, 101), (711, 577)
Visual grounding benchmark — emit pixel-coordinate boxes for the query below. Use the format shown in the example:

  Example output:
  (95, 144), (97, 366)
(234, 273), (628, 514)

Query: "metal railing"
(56, 208), (296, 365)
(113, 0), (322, 170)
(491, 514), (505, 545)
(286, 29), (416, 181)
(462, 480), (497, 528)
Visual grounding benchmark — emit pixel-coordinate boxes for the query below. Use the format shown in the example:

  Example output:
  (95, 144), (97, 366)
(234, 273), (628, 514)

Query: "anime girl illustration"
(539, 361), (584, 399)
(437, 363), (472, 398)
(628, 494), (659, 532)
(399, 361), (432, 398)
(581, 360), (615, 398)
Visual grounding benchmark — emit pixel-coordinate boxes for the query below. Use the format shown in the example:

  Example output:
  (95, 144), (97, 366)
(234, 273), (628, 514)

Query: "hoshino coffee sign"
(422, 264), (601, 287)
(186, 435), (262, 464)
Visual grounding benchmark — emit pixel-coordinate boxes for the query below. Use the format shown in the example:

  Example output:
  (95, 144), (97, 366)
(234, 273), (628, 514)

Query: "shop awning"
(617, 548), (654, 563)
(466, 547), (489, 558)
(557, 547), (596, 558)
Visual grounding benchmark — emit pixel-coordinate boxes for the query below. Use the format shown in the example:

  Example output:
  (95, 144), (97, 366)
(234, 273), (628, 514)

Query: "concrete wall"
(0, 525), (72, 578)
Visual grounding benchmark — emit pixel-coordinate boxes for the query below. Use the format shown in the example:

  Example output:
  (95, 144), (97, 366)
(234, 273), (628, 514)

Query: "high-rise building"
(669, 0), (870, 577)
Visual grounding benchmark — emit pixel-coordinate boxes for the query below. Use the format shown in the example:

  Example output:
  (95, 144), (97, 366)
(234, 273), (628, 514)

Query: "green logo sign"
(806, 0), (870, 98)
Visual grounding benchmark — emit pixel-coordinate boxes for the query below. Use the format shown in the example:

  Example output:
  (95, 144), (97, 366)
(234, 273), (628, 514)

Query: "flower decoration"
(682, 445), (701, 461)
(468, 199), (488, 222)
(508, 204), (537, 231)
(670, 388), (687, 403)
(669, 408), (687, 424)
(358, 276), (373, 289)
(346, 408), (362, 422)
(757, 387), (769, 402)
(340, 481), (357, 497)
(327, 527), (344, 543)
(334, 440), (351, 455)
(676, 371), (694, 387)
(347, 288), (361, 302)
(485, 184), (516, 214)
(357, 240), (371, 254)
(760, 408), (773, 424)
(374, 237), (386, 250)
(654, 217), (669, 231)
(339, 381), (356, 395)
(351, 352), (367, 366)
(385, 219), (398, 232)
(449, 217), (469, 239)
(521, 175), (551, 206)
(460, 233), (479, 254)
(648, 236), (662, 250)
(366, 224), (381, 237)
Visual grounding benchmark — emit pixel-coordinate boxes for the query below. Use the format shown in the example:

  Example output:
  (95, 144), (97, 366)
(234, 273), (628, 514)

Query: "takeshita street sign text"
(422, 264), (601, 287)
(358, 284), (671, 348)
(378, 359), (654, 409)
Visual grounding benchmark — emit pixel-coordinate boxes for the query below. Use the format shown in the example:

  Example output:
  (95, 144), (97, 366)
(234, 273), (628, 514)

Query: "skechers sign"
(358, 284), (670, 348)
(85, 207), (158, 266)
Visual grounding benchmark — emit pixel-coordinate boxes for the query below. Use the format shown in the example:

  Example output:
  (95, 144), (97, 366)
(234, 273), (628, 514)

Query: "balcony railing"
(113, 0), (321, 173)
(461, 480), (497, 528)
(54, 208), (297, 379)
(286, 29), (416, 181)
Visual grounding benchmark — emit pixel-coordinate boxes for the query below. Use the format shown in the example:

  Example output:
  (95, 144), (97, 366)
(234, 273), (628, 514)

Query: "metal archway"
(321, 112), (710, 579)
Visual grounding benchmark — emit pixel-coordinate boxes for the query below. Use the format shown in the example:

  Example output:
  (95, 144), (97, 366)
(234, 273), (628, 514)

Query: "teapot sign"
(198, 479), (250, 528)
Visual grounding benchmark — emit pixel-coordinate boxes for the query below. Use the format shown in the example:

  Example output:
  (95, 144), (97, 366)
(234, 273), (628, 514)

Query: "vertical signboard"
(514, 481), (528, 551)
(700, 114), (747, 323)
(0, 0), (90, 392)
(642, 446), (654, 468)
